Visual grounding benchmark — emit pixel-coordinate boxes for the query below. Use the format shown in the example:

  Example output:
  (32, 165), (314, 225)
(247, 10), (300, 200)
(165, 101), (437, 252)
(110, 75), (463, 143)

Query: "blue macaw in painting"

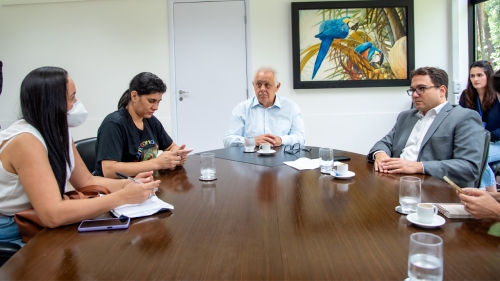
(355, 42), (384, 66)
(312, 16), (358, 79)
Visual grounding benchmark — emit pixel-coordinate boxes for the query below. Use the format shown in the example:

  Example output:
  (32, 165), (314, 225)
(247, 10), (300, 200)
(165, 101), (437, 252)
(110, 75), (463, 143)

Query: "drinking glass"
(408, 233), (443, 281)
(319, 147), (334, 174)
(399, 176), (421, 213)
(200, 153), (216, 180)
(244, 134), (255, 152)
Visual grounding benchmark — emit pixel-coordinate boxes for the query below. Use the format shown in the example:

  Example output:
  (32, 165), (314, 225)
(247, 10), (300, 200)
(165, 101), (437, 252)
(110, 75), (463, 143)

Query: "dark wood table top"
(1, 150), (499, 280)
(202, 146), (351, 167)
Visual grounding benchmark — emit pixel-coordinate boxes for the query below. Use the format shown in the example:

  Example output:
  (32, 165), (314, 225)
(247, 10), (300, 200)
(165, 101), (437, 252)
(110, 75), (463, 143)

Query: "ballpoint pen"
(115, 172), (159, 193)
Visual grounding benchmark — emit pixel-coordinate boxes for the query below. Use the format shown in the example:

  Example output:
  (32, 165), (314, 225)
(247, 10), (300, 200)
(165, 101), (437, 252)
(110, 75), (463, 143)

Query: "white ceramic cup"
(337, 163), (348, 176)
(259, 143), (271, 152)
(416, 203), (438, 224)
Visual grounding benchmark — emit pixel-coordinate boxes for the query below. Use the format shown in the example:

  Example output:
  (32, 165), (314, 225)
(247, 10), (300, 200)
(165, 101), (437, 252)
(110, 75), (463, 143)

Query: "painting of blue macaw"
(298, 7), (408, 82)
(312, 16), (358, 79)
(354, 42), (384, 66)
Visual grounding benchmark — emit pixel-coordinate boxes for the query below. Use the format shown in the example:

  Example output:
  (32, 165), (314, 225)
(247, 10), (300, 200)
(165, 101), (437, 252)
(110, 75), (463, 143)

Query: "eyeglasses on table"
(283, 143), (311, 154)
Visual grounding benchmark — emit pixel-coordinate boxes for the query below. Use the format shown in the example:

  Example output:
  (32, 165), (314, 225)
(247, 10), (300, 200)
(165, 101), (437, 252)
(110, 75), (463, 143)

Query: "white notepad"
(111, 196), (174, 218)
(433, 203), (473, 219)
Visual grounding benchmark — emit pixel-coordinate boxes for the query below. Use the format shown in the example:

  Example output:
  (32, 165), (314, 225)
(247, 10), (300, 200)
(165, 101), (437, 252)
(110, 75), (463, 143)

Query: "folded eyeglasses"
(284, 143), (311, 154)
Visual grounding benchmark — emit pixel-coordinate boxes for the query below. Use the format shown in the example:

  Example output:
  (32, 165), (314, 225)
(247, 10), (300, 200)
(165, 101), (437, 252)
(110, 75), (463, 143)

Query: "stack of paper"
(283, 158), (344, 171)
(111, 196), (174, 218)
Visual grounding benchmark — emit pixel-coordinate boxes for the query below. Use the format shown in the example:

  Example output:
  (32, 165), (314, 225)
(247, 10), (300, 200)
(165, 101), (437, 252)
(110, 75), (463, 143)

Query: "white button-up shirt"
(400, 101), (448, 161)
(223, 95), (305, 147)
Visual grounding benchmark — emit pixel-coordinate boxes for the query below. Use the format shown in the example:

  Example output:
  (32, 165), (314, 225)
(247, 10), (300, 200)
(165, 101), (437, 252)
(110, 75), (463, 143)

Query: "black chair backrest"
(475, 130), (491, 188)
(0, 242), (21, 267)
(75, 137), (97, 174)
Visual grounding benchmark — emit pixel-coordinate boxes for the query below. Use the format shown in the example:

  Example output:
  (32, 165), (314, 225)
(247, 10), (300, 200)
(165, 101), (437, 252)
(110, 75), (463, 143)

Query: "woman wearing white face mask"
(0, 67), (161, 245)
(67, 99), (88, 127)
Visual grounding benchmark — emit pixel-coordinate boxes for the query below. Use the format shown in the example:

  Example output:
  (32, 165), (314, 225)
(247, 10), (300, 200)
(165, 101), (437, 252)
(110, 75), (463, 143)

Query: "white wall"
(0, 0), (172, 140)
(0, 0), (469, 154)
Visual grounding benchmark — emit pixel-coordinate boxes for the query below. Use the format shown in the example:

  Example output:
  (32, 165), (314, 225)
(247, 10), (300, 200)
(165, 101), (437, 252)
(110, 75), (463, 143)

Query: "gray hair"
(254, 66), (279, 86)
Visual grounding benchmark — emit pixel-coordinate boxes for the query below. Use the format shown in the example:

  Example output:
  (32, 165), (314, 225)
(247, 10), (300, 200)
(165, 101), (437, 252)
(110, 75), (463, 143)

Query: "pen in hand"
(443, 176), (466, 194)
(115, 172), (159, 193)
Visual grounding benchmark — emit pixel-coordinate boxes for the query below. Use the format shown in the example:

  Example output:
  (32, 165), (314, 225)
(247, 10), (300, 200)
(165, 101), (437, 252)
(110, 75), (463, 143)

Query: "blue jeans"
(480, 141), (500, 188)
(0, 217), (24, 247)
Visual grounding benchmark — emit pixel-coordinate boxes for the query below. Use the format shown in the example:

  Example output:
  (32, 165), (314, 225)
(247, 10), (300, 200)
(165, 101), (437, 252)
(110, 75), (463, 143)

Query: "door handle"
(179, 90), (189, 95)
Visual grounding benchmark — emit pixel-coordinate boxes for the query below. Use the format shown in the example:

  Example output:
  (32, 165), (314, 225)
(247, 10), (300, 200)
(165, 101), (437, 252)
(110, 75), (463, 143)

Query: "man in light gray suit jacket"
(367, 67), (484, 187)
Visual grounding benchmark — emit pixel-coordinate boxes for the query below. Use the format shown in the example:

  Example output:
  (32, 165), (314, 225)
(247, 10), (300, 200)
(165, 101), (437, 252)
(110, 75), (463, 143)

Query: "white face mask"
(67, 100), (88, 127)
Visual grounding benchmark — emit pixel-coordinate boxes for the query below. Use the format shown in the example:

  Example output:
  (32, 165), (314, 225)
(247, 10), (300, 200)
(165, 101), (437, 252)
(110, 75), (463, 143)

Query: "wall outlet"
(454, 94), (461, 104)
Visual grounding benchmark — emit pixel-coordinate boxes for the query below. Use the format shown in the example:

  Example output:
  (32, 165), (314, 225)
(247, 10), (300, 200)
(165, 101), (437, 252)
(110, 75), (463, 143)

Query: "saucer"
(395, 206), (409, 215)
(330, 170), (355, 179)
(257, 149), (276, 155)
(406, 213), (445, 228)
(199, 176), (217, 181)
(243, 149), (256, 153)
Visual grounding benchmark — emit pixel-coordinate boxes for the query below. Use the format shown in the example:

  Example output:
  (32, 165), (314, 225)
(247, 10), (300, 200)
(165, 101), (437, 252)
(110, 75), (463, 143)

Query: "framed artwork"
(291, 0), (414, 89)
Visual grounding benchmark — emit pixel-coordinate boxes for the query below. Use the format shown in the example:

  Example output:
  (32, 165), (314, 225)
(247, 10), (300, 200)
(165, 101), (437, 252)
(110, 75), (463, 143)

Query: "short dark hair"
(117, 72), (167, 109)
(410, 67), (449, 94)
(493, 69), (500, 94)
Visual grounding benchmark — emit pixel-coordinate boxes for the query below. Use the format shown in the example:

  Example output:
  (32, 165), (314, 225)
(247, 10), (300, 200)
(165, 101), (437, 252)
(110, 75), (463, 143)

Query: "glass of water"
(244, 134), (255, 152)
(399, 176), (421, 213)
(408, 232), (443, 281)
(319, 147), (334, 174)
(200, 153), (216, 180)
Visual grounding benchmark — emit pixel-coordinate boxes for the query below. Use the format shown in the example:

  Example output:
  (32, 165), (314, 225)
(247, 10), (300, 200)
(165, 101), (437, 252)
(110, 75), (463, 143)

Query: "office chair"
(475, 131), (491, 188)
(75, 137), (97, 174)
(490, 161), (500, 191)
(0, 242), (21, 267)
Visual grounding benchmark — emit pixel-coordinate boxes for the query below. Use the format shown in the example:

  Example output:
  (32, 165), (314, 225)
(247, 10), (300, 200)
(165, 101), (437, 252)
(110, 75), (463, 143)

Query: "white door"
(170, 0), (248, 153)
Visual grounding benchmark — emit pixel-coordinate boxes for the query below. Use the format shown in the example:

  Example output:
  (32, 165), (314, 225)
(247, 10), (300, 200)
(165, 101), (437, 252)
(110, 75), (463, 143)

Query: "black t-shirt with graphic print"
(94, 107), (173, 177)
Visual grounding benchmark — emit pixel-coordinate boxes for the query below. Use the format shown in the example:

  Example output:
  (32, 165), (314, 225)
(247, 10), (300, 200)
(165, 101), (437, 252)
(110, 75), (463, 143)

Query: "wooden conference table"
(1, 147), (499, 280)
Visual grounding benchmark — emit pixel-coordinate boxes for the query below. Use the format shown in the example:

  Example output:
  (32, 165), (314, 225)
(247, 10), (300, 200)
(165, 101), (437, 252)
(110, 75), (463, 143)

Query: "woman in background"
(459, 61), (499, 192)
(0, 67), (159, 245)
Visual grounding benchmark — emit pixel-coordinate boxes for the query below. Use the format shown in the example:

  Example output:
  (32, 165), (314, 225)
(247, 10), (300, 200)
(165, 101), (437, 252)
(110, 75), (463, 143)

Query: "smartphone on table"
(78, 217), (130, 232)
(178, 148), (194, 156)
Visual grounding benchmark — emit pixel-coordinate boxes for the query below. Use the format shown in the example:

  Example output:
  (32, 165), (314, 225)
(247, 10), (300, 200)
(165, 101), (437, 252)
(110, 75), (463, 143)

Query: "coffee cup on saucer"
(337, 163), (348, 176)
(259, 143), (272, 153)
(416, 203), (438, 224)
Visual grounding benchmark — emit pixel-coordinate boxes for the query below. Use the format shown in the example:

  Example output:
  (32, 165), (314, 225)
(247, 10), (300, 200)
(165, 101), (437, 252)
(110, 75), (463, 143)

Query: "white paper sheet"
(283, 158), (344, 170)
(111, 196), (174, 218)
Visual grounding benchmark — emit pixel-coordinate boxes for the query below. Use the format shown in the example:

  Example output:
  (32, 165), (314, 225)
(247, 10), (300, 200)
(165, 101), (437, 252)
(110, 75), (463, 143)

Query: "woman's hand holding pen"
(133, 171), (154, 183)
(121, 179), (161, 204)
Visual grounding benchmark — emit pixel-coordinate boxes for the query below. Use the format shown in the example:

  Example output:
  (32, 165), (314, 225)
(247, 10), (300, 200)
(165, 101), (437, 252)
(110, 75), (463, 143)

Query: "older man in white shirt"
(223, 66), (305, 148)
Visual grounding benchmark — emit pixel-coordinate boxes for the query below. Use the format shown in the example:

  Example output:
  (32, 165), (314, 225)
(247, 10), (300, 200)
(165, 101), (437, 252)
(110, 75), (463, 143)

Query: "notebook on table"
(433, 203), (473, 219)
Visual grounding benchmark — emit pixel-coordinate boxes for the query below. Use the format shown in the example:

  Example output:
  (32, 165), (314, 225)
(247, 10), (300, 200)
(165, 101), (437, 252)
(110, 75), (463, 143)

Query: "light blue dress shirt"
(223, 95), (305, 147)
